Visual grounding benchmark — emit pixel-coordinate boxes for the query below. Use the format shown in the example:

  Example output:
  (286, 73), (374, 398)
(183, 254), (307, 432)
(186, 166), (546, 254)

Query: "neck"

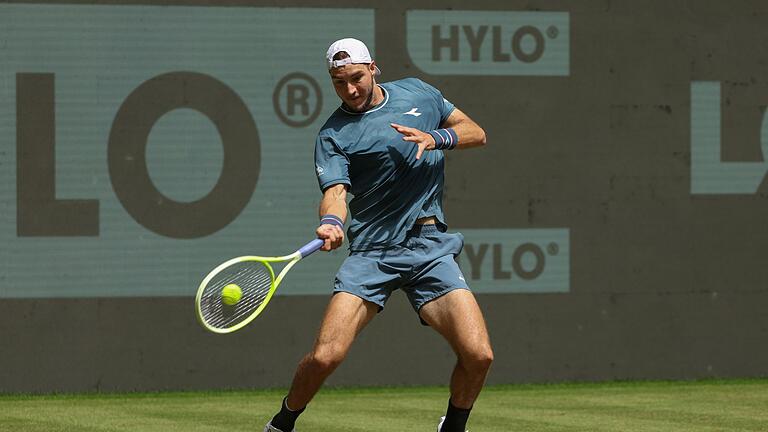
(370, 83), (384, 107)
(344, 84), (385, 113)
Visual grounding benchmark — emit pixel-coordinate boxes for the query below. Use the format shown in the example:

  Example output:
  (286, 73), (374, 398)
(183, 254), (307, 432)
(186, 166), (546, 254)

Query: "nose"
(345, 83), (357, 97)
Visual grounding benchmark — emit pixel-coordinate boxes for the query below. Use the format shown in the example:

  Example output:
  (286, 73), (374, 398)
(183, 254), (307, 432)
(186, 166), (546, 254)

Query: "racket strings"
(199, 261), (274, 330)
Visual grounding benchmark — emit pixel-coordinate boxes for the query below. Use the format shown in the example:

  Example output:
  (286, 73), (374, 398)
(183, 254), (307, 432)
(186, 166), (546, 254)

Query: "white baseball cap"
(326, 38), (381, 75)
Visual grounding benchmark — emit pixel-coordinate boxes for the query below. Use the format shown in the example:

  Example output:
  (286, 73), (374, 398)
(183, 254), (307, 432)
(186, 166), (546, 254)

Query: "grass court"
(1, 379), (766, 431)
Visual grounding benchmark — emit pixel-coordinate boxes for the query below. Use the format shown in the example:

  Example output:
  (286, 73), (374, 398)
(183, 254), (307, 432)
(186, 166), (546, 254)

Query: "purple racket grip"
(298, 238), (325, 258)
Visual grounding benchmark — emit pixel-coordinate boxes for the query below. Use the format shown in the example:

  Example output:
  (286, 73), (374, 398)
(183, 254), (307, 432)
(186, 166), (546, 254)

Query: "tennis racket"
(195, 238), (324, 334)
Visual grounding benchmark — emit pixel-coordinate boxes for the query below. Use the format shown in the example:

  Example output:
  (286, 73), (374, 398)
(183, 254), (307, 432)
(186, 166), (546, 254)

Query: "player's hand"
(316, 224), (344, 251)
(390, 123), (436, 160)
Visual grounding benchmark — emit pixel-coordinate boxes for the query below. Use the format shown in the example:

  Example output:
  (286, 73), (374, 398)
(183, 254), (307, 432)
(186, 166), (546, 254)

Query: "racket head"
(195, 256), (279, 334)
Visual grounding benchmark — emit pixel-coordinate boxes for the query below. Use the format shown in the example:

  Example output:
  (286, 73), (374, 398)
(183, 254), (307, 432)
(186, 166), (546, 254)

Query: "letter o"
(108, 72), (260, 238)
(512, 26), (545, 63)
(512, 242), (545, 280)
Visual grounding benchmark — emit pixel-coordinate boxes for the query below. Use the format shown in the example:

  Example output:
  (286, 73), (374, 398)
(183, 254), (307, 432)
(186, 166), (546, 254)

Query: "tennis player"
(265, 38), (493, 432)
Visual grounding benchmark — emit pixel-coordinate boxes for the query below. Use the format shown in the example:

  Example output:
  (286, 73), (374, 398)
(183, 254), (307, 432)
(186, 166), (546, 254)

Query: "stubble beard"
(347, 82), (376, 113)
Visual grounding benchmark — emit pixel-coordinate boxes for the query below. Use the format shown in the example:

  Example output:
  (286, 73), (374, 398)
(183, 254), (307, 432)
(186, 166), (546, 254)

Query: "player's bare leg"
(419, 289), (493, 431)
(287, 291), (378, 409)
(267, 292), (377, 431)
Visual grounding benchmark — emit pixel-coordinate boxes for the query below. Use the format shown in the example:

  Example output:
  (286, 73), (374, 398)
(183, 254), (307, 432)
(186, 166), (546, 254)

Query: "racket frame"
(195, 250), (302, 334)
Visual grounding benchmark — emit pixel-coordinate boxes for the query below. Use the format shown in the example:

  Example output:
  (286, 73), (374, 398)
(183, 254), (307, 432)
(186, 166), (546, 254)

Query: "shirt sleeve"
(314, 134), (351, 192)
(417, 79), (456, 124)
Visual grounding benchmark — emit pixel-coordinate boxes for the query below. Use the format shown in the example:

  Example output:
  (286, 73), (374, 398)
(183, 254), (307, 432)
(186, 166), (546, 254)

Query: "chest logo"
(403, 107), (422, 117)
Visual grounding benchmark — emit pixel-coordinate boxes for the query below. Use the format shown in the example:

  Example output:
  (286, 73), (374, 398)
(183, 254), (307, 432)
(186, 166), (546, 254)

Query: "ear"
(369, 61), (377, 76)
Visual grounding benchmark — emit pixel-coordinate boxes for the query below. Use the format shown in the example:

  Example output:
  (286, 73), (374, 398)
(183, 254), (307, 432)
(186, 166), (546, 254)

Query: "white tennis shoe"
(264, 421), (295, 432)
(436, 416), (468, 432)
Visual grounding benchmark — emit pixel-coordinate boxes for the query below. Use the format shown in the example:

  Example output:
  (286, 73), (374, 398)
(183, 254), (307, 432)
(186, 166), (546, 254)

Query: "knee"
(461, 345), (494, 373)
(307, 344), (346, 373)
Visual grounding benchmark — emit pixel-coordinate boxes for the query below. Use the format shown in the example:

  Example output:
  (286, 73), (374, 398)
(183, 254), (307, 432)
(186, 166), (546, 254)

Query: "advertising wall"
(1, 0), (766, 392)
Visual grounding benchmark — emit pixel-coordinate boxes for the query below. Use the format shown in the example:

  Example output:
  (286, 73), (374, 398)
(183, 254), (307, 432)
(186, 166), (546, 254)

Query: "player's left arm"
(440, 108), (487, 150)
(391, 108), (486, 159)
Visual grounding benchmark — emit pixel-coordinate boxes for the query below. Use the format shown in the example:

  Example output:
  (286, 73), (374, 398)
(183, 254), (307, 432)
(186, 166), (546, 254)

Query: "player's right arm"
(315, 130), (350, 251)
(316, 183), (348, 251)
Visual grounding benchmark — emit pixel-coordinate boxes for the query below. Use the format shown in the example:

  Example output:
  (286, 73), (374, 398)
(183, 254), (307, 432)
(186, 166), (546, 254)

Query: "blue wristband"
(320, 214), (344, 229)
(427, 128), (458, 150)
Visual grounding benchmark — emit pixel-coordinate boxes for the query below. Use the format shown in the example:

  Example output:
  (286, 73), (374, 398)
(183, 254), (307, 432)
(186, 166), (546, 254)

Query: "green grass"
(1, 379), (767, 431)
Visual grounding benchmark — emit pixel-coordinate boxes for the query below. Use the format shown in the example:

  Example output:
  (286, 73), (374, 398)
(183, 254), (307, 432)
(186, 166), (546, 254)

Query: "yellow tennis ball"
(221, 284), (242, 306)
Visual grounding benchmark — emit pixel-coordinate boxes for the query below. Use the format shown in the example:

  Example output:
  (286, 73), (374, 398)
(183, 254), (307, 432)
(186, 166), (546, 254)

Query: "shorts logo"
(406, 10), (570, 76)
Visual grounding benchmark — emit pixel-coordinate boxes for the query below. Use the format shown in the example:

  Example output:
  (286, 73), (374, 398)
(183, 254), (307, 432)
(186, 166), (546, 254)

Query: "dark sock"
(270, 397), (305, 432)
(440, 398), (472, 432)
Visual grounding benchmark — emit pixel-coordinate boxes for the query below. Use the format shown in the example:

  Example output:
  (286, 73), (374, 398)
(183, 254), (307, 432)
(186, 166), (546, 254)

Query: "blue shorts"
(333, 224), (469, 318)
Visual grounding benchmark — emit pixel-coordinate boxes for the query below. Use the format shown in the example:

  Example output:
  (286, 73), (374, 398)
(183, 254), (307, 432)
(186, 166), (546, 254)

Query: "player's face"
(329, 63), (377, 112)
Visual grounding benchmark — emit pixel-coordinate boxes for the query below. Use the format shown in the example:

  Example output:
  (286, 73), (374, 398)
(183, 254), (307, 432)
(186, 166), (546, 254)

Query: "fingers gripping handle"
(298, 238), (325, 258)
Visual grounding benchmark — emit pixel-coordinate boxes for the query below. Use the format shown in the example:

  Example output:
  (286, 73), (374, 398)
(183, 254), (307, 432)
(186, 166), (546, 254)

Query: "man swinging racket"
(266, 38), (493, 432)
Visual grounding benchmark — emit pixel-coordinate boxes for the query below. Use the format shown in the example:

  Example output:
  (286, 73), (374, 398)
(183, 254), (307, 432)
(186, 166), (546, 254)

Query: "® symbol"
(273, 72), (322, 128)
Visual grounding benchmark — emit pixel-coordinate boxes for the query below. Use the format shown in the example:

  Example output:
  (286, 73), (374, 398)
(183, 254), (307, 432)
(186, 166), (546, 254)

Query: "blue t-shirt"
(315, 78), (456, 251)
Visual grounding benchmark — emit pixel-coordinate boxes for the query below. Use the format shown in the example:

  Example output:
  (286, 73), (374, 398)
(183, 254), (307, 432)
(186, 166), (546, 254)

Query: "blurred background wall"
(1, 0), (767, 393)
